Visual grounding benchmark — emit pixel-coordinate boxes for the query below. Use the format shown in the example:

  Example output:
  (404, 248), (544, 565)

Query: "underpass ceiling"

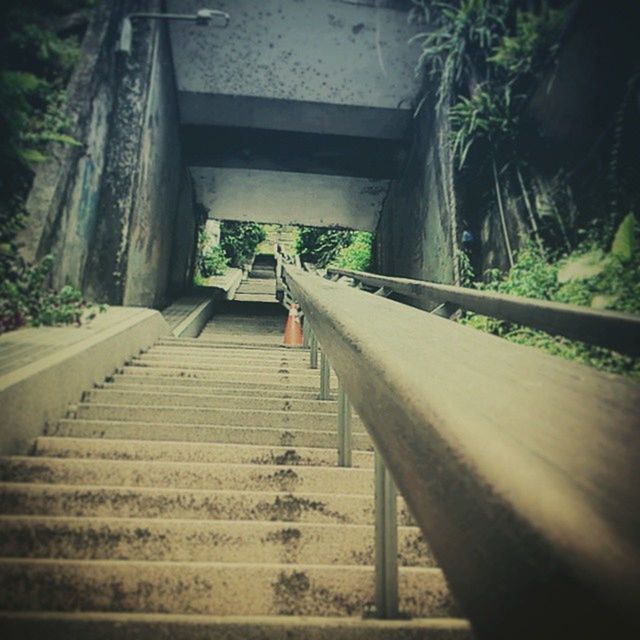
(169, 0), (422, 229)
(191, 168), (388, 231)
(168, 0), (422, 137)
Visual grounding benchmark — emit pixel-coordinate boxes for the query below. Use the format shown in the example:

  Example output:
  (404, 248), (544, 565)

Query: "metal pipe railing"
(319, 349), (331, 400)
(327, 267), (640, 356)
(283, 263), (640, 640)
(374, 450), (398, 618)
(337, 383), (352, 468)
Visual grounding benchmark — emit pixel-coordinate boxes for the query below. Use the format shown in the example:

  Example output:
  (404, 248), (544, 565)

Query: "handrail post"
(319, 349), (330, 400)
(309, 331), (318, 369)
(337, 383), (352, 467)
(303, 316), (310, 348)
(375, 450), (399, 619)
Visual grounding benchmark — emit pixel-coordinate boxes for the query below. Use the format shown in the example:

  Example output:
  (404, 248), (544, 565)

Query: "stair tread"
(0, 611), (472, 640)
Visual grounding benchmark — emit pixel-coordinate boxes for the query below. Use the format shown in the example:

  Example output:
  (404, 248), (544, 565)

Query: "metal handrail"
(326, 267), (640, 356)
(283, 263), (640, 640)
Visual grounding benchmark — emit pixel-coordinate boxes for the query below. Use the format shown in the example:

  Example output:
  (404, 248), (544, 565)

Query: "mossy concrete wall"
(20, 0), (197, 308)
(377, 1), (639, 285)
(376, 103), (459, 295)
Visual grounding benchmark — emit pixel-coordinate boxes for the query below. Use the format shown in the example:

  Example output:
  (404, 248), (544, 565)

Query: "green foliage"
(329, 232), (373, 271)
(0, 254), (104, 333)
(0, 0), (97, 334)
(449, 83), (518, 168)
(196, 232), (229, 279)
(611, 212), (636, 261)
(411, 0), (510, 109)
(457, 249), (475, 286)
(461, 217), (640, 378)
(413, 1), (569, 173)
(220, 221), (267, 268)
(489, 6), (567, 77)
(295, 227), (355, 268)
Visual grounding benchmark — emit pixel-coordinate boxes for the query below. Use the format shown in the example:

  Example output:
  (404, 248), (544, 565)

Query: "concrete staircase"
(234, 255), (277, 303)
(0, 301), (471, 638)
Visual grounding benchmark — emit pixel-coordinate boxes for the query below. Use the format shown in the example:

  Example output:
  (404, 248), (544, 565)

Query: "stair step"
(83, 389), (337, 413)
(103, 380), (323, 400)
(72, 404), (363, 432)
(128, 358), (325, 376)
(130, 353), (319, 376)
(119, 366), (329, 386)
(156, 338), (307, 352)
(0, 611), (472, 640)
(145, 347), (310, 363)
(196, 334), (283, 345)
(0, 484), (411, 524)
(49, 419), (372, 449)
(0, 457), (373, 494)
(0, 516), (432, 566)
(0, 558), (455, 617)
(33, 437), (374, 467)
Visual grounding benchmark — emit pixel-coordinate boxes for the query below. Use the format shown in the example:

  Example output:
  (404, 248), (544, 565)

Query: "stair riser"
(0, 485), (413, 525)
(107, 374), (319, 400)
(84, 391), (339, 414)
(156, 340), (296, 352)
(73, 405), (360, 432)
(129, 359), (321, 375)
(145, 349), (310, 364)
(0, 517), (432, 566)
(120, 367), (328, 387)
(0, 560), (454, 617)
(0, 458), (373, 494)
(48, 421), (372, 450)
(34, 438), (374, 468)
(135, 353), (312, 367)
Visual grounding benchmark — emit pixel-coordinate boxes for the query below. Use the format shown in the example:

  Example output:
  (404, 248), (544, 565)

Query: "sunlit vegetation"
(295, 227), (373, 271)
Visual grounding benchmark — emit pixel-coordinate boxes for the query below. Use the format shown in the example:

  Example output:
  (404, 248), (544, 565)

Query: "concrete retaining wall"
(0, 308), (169, 456)
(20, 1), (197, 309)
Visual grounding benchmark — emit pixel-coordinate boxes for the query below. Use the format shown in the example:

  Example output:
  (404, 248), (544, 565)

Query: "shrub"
(295, 227), (354, 267)
(0, 254), (104, 333)
(460, 215), (640, 378)
(220, 221), (266, 268)
(196, 240), (228, 279)
(329, 232), (373, 271)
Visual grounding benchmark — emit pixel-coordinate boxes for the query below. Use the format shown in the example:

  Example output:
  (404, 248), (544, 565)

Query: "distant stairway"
(0, 301), (470, 638)
(234, 254), (277, 303)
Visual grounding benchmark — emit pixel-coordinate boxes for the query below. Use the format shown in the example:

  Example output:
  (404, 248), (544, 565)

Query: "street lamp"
(117, 8), (230, 55)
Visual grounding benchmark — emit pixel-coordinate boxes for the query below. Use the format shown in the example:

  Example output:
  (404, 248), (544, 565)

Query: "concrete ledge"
(0, 308), (169, 456)
(199, 268), (243, 301)
(163, 270), (242, 338)
(171, 296), (219, 339)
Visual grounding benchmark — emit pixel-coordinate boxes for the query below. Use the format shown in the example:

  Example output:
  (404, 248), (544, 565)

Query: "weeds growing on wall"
(220, 221), (267, 268)
(195, 231), (229, 281)
(411, 1), (573, 261)
(459, 214), (640, 378)
(0, 0), (100, 334)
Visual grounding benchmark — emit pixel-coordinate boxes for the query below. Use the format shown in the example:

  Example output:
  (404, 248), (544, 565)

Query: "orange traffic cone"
(283, 303), (304, 347)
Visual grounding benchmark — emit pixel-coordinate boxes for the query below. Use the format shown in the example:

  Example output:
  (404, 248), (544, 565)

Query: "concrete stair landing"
(0, 300), (471, 638)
